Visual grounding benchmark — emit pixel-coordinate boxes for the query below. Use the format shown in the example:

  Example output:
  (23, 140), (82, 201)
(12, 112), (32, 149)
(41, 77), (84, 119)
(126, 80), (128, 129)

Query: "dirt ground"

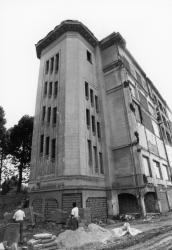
(2, 213), (172, 249)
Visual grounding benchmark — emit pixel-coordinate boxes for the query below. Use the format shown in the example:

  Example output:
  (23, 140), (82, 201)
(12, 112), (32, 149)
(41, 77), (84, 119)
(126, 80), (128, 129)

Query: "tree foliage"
(8, 115), (33, 192)
(0, 106), (8, 188)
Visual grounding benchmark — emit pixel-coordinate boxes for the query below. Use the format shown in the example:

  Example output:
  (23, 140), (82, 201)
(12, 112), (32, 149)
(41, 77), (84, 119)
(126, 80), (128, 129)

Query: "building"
(29, 20), (172, 220)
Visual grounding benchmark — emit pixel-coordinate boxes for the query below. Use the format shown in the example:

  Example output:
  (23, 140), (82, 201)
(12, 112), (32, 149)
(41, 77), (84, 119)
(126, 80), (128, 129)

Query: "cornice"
(99, 32), (126, 50)
(36, 20), (98, 58)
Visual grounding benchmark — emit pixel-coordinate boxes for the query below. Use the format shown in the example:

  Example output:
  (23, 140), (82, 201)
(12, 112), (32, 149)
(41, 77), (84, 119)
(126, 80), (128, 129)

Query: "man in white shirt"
(71, 202), (79, 230)
(13, 205), (25, 244)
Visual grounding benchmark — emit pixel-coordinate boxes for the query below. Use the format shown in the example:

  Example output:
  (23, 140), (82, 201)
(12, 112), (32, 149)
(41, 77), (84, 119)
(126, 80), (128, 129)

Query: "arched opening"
(118, 193), (139, 214)
(144, 192), (158, 213)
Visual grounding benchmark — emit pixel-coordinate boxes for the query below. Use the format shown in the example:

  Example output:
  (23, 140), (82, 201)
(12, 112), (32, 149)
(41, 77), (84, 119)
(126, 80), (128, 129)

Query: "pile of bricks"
(27, 233), (58, 250)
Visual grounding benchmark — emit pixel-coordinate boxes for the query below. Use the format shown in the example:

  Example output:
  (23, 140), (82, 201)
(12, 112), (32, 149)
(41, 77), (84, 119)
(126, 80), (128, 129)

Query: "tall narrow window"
(97, 122), (101, 139)
(162, 164), (169, 181)
(47, 107), (51, 123)
(44, 82), (48, 96)
(45, 60), (49, 74)
(87, 140), (92, 166)
(52, 107), (57, 125)
(90, 89), (94, 106)
(45, 137), (50, 156)
(49, 82), (52, 97)
(85, 82), (89, 100)
(55, 53), (59, 73)
(95, 95), (99, 113)
(40, 134), (44, 154)
(42, 106), (46, 122)
(51, 138), (56, 160)
(86, 109), (90, 127)
(99, 152), (104, 174)
(54, 81), (58, 97)
(93, 146), (98, 173)
(153, 160), (162, 179)
(142, 156), (152, 177)
(50, 57), (54, 73)
(91, 116), (96, 134)
(87, 50), (92, 63)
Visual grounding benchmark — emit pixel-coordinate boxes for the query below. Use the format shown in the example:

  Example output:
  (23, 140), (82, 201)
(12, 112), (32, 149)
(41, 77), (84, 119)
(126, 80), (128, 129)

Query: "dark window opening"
(136, 72), (142, 85)
(42, 106), (46, 122)
(97, 122), (101, 139)
(44, 82), (48, 96)
(55, 53), (59, 73)
(166, 131), (172, 145)
(54, 81), (58, 97)
(45, 137), (50, 156)
(50, 57), (54, 73)
(93, 146), (98, 173)
(86, 109), (90, 127)
(87, 50), (92, 63)
(49, 82), (52, 97)
(40, 134), (44, 154)
(90, 89), (94, 106)
(45, 60), (49, 74)
(51, 138), (56, 160)
(87, 140), (92, 166)
(92, 116), (96, 134)
(99, 152), (104, 174)
(52, 107), (57, 125)
(85, 82), (89, 99)
(47, 107), (51, 123)
(95, 95), (99, 113)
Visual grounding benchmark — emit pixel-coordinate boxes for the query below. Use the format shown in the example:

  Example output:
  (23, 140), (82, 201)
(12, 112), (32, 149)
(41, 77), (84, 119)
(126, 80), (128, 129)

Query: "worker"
(13, 205), (25, 244)
(70, 202), (79, 230)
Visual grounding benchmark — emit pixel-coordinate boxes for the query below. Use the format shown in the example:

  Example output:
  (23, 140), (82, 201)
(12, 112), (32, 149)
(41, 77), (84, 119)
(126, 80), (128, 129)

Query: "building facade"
(29, 20), (172, 220)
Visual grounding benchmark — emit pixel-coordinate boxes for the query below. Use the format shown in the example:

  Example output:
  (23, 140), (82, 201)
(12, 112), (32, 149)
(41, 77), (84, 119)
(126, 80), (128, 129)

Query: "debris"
(112, 222), (142, 237)
(28, 233), (57, 250)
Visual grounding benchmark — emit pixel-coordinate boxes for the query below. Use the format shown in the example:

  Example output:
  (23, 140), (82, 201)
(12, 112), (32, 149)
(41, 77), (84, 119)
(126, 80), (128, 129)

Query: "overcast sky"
(1, 0), (172, 128)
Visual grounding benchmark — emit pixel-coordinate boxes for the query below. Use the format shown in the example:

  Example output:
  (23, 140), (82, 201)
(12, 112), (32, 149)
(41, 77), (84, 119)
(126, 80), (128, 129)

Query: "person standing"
(71, 202), (79, 230)
(13, 205), (25, 244)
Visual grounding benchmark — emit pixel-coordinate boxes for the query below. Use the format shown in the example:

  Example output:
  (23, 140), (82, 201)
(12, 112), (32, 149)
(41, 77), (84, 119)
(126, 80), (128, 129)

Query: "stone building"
(29, 20), (172, 220)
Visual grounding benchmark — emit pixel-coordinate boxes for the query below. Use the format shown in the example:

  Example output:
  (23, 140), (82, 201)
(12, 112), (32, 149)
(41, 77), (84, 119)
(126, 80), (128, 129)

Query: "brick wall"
(86, 197), (107, 222)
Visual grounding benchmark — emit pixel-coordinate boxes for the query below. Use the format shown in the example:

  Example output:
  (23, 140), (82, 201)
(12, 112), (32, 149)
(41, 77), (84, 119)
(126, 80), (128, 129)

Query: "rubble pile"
(27, 233), (58, 250)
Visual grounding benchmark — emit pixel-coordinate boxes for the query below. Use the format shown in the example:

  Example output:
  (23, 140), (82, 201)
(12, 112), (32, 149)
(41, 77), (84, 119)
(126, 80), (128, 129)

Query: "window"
(152, 120), (160, 137)
(44, 82), (48, 96)
(55, 53), (59, 73)
(93, 146), (98, 173)
(160, 126), (166, 140)
(45, 60), (49, 74)
(51, 139), (56, 160)
(50, 57), (54, 73)
(91, 116), (96, 134)
(52, 107), (57, 125)
(139, 91), (148, 111)
(90, 89), (94, 106)
(49, 82), (52, 97)
(142, 156), (152, 177)
(136, 72), (142, 85)
(133, 101), (142, 123)
(97, 122), (101, 139)
(99, 153), (104, 174)
(47, 107), (51, 123)
(42, 106), (46, 122)
(166, 131), (172, 145)
(153, 160), (162, 179)
(45, 137), (50, 156)
(86, 109), (90, 127)
(40, 134), (44, 154)
(54, 81), (58, 97)
(85, 82), (89, 100)
(87, 140), (92, 166)
(87, 50), (92, 63)
(161, 164), (169, 181)
(95, 95), (99, 113)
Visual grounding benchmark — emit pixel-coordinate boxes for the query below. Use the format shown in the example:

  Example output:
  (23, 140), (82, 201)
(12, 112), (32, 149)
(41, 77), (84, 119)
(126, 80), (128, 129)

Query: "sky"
(1, 0), (172, 128)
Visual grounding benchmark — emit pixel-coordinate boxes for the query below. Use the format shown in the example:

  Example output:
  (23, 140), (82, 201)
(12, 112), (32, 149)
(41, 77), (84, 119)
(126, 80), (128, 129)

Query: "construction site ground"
(1, 212), (172, 249)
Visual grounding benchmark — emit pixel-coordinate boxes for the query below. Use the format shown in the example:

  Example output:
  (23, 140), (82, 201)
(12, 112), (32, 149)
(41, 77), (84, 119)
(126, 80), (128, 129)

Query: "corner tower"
(29, 20), (109, 221)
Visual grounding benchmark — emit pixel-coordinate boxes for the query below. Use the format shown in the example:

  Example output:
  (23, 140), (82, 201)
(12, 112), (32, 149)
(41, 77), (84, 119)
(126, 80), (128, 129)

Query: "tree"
(0, 106), (8, 189)
(8, 115), (33, 192)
